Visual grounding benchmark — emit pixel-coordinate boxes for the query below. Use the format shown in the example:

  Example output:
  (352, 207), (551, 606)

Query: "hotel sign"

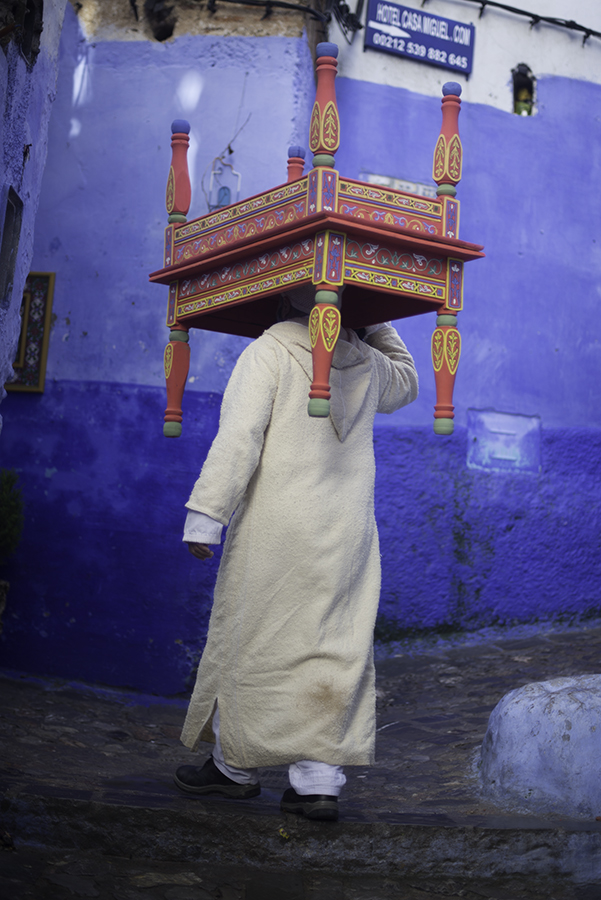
(364, 1), (475, 75)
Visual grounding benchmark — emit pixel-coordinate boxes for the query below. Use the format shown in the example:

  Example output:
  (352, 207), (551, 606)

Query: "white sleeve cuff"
(183, 510), (223, 545)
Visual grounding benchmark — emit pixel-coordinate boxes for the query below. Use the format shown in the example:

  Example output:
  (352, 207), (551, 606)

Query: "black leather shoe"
(280, 787), (338, 821)
(174, 756), (261, 798)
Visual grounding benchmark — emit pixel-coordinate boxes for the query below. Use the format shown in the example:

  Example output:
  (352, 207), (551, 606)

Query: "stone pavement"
(1, 621), (601, 898)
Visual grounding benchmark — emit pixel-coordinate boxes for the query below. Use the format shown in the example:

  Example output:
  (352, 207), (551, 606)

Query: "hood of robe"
(265, 320), (375, 442)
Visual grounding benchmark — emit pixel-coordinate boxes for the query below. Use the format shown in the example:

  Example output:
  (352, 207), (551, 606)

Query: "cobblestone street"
(2, 621), (601, 897)
(2, 845), (600, 900)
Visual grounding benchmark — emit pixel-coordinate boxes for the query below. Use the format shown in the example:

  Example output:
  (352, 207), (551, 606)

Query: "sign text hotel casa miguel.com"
(364, 1), (475, 75)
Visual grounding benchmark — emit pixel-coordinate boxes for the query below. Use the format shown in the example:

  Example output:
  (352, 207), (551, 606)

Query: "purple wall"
(333, 75), (601, 431)
(0, 0), (67, 429)
(1, 7), (600, 692)
(375, 426), (601, 633)
(30, 5), (313, 394)
(0, 383), (220, 694)
(2, 381), (600, 693)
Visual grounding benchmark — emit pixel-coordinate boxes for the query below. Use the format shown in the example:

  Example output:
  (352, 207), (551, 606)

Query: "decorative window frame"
(6, 272), (55, 393)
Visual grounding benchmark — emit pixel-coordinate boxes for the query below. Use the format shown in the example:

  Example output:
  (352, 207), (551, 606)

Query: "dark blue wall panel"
(2, 384), (600, 693)
(374, 426), (601, 633)
(0, 382), (221, 694)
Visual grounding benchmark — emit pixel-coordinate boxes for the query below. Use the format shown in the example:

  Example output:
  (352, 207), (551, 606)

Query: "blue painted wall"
(333, 75), (601, 430)
(30, 5), (313, 394)
(1, 6), (600, 692)
(0, 382), (221, 694)
(375, 426), (601, 632)
(0, 0), (67, 426)
(3, 380), (600, 693)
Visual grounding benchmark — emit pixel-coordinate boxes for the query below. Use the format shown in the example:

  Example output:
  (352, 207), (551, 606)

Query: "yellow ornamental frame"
(6, 272), (55, 393)
(309, 103), (321, 153)
(164, 343), (174, 379)
(431, 327), (445, 371)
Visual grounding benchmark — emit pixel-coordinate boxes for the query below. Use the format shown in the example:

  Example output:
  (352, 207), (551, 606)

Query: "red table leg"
(432, 313), (461, 435)
(163, 325), (190, 437)
(308, 289), (341, 418)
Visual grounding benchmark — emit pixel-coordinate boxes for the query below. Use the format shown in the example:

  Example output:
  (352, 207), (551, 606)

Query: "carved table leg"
(163, 326), (190, 437)
(432, 313), (461, 435)
(308, 289), (341, 418)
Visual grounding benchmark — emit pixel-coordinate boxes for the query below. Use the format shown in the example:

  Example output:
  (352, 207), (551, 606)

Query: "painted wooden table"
(149, 42), (484, 437)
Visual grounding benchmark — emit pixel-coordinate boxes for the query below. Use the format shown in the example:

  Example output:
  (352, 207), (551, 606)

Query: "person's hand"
(187, 542), (214, 560)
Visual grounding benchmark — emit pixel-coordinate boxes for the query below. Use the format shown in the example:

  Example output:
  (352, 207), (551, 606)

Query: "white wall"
(331, 0), (601, 110)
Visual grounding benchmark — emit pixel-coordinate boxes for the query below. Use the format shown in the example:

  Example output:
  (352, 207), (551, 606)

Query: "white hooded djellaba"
(180, 318), (418, 768)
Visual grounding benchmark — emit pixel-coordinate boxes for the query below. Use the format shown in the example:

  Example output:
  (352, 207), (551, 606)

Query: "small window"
(0, 186), (24, 309)
(512, 63), (535, 116)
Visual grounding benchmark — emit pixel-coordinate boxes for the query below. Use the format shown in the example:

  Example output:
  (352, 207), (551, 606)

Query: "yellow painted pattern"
(176, 264), (314, 318)
(345, 268), (444, 300)
(447, 135), (463, 183)
(321, 101), (340, 153)
(320, 305), (341, 352)
(164, 343), (173, 379)
(309, 306), (320, 348)
(432, 328), (444, 371)
(433, 136), (446, 183)
(339, 181), (441, 216)
(309, 103), (321, 153)
(445, 328), (461, 374)
(174, 179), (308, 241)
(165, 167), (175, 214)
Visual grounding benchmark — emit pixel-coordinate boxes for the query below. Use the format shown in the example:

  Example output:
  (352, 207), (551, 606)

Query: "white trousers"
(211, 706), (346, 796)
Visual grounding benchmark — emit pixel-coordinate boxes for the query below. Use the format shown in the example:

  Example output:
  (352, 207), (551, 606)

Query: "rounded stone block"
(480, 675), (601, 818)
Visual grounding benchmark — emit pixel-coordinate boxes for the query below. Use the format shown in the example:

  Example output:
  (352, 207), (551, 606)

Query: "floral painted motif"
(431, 328), (444, 372)
(445, 328), (461, 374)
(177, 266), (314, 317)
(164, 343), (173, 379)
(445, 200), (458, 239)
(321, 305), (341, 352)
(448, 260), (463, 310)
(433, 136), (446, 183)
(164, 226), (173, 266)
(175, 180), (307, 241)
(308, 170), (318, 214)
(314, 233), (326, 283)
(309, 103), (321, 153)
(321, 101), (340, 153)
(167, 282), (177, 325)
(448, 135), (462, 183)
(346, 241), (443, 277)
(321, 171), (336, 211)
(346, 268), (442, 298)
(165, 167), (175, 214)
(309, 306), (320, 348)
(338, 187), (441, 235)
(177, 241), (314, 300)
(339, 181), (439, 215)
(326, 233), (344, 282)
